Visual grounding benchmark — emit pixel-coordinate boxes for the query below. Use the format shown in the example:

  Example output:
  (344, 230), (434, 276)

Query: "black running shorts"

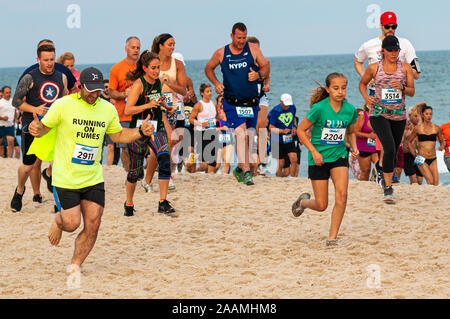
(308, 157), (349, 180)
(21, 126), (38, 166)
(403, 152), (423, 177)
(55, 182), (105, 210)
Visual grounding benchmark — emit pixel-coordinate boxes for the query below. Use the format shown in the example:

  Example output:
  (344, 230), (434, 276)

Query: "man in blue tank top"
(205, 22), (270, 185)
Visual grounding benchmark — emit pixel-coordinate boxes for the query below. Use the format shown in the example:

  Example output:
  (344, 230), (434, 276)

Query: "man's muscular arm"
(205, 48), (225, 94)
(12, 74), (33, 110)
(109, 89), (127, 100)
(12, 74), (48, 116)
(250, 43), (270, 79)
(62, 74), (69, 96)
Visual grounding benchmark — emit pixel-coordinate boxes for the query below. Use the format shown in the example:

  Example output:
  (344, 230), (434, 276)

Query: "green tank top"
(130, 76), (164, 131)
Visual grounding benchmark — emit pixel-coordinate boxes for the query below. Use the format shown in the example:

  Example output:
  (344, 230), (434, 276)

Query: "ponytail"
(151, 33), (173, 54)
(309, 82), (329, 107)
(309, 72), (347, 107)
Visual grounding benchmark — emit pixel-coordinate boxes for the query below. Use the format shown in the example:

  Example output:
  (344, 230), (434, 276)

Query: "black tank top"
(130, 76), (164, 131)
(23, 68), (64, 125)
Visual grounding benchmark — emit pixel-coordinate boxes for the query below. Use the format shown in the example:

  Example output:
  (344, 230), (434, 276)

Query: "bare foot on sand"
(48, 220), (62, 246)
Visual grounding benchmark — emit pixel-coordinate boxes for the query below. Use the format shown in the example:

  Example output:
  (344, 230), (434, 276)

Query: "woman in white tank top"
(189, 83), (218, 173)
(152, 34), (188, 187)
(151, 34), (187, 114)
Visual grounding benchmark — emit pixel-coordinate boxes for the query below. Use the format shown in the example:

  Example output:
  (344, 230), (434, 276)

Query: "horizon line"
(0, 49), (449, 69)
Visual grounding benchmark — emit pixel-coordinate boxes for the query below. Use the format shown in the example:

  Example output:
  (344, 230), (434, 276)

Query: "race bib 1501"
(72, 143), (98, 165)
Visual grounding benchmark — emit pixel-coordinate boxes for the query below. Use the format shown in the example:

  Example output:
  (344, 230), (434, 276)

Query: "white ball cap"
(280, 93), (293, 106)
(172, 52), (185, 66)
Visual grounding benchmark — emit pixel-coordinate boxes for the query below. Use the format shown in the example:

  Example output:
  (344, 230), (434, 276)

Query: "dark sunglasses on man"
(385, 48), (400, 52)
(383, 24), (398, 30)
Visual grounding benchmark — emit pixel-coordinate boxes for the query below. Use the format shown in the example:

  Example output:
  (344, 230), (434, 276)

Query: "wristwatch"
(138, 125), (145, 137)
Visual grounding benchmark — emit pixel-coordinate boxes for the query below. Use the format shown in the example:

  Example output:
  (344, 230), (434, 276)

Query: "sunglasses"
(385, 48), (400, 52)
(383, 24), (398, 30)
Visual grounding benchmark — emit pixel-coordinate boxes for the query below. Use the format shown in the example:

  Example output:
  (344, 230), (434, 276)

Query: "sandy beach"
(0, 157), (449, 299)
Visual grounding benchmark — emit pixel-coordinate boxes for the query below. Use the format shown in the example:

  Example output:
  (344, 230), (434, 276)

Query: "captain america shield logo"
(39, 81), (60, 104)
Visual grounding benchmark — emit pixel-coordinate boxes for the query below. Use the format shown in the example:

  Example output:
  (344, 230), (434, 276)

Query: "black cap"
(80, 67), (105, 92)
(382, 35), (400, 51)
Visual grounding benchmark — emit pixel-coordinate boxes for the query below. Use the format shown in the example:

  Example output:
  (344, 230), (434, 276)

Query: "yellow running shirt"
(41, 94), (123, 189)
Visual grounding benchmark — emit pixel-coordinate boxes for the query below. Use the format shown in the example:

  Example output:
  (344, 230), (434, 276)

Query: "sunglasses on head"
(383, 24), (397, 30)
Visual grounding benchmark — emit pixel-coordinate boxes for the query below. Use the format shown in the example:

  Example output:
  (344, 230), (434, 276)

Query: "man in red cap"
(355, 11), (420, 81)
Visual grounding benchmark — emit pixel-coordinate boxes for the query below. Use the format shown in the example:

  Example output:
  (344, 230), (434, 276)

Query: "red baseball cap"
(380, 11), (397, 25)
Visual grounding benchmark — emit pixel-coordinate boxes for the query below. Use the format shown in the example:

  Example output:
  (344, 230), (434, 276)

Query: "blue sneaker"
(392, 171), (399, 183)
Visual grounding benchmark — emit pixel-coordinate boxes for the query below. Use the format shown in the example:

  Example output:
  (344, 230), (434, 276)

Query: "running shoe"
(233, 168), (244, 183)
(177, 161), (183, 173)
(376, 170), (386, 189)
(392, 171), (400, 183)
(168, 176), (176, 191)
(291, 192), (311, 217)
(33, 194), (43, 203)
(243, 171), (254, 186)
(141, 179), (151, 193)
(158, 200), (177, 216)
(10, 186), (25, 212)
(123, 202), (135, 217)
(42, 168), (53, 193)
(383, 186), (395, 204)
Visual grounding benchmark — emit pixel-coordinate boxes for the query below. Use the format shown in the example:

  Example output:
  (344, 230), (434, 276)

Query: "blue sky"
(1, 0), (449, 67)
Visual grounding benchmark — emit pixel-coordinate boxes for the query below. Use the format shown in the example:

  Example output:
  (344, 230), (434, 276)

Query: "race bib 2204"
(320, 127), (345, 145)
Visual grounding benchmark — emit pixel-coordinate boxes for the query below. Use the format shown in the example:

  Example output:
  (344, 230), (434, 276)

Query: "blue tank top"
(220, 42), (259, 100)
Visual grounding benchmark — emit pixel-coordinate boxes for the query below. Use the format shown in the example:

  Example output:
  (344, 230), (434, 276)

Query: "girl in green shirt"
(292, 73), (358, 247)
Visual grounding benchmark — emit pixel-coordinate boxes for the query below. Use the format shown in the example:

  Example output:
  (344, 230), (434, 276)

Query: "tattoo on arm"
(62, 74), (68, 95)
(12, 74), (33, 108)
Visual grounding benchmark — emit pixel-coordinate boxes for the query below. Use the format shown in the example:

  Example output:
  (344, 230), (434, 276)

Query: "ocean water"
(1, 51), (449, 184)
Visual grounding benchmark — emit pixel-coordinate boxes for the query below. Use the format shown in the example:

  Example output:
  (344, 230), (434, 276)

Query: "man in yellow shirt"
(28, 67), (155, 276)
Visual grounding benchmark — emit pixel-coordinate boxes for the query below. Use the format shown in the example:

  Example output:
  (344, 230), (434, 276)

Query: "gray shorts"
(118, 121), (130, 148)
(444, 154), (450, 172)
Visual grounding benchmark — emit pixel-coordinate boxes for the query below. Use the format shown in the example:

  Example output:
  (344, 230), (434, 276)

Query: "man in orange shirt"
(109, 36), (141, 172)
(441, 112), (450, 172)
